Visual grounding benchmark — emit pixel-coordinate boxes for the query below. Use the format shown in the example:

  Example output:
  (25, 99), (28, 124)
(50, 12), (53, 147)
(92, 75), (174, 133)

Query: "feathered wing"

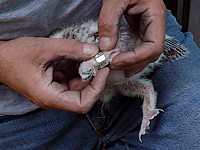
(142, 35), (189, 75)
(163, 35), (189, 61)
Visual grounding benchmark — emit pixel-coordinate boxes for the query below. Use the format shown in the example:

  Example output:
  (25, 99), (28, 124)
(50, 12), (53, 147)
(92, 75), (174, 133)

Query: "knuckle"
(98, 17), (117, 36)
(98, 15), (107, 28)
(98, 17), (111, 30)
(59, 39), (83, 59)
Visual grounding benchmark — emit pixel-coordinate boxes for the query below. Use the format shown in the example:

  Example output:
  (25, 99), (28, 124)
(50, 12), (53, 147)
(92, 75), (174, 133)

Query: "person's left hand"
(98, 0), (166, 77)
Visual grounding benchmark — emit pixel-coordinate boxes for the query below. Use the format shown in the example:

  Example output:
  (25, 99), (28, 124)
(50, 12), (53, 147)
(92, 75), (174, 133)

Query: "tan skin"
(98, 0), (166, 77)
(0, 37), (109, 113)
(0, 0), (166, 113)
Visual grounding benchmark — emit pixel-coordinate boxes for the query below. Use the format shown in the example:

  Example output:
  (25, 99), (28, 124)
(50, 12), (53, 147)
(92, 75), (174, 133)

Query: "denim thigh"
(0, 109), (102, 150)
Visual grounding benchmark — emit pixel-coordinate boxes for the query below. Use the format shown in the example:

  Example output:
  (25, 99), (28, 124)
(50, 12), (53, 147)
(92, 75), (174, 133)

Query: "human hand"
(0, 37), (109, 113)
(98, 0), (166, 77)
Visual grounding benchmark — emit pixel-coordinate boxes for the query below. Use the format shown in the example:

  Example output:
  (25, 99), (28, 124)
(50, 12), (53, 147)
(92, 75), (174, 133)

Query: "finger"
(53, 71), (67, 83)
(126, 0), (166, 44)
(68, 78), (90, 91)
(67, 67), (110, 113)
(124, 63), (149, 78)
(53, 72), (87, 91)
(110, 56), (150, 77)
(34, 37), (99, 62)
(39, 67), (110, 113)
(111, 59), (149, 71)
(111, 42), (162, 67)
(98, 0), (129, 50)
(80, 67), (110, 112)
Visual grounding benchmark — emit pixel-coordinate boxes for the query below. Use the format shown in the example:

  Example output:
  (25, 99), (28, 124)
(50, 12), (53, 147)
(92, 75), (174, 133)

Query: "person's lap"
(0, 11), (200, 150)
(105, 11), (200, 149)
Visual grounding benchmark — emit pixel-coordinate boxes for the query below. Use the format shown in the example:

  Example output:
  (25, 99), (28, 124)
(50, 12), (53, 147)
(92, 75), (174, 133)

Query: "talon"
(159, 109), (164, 112)
(139, 129), (145, 142)
(139, 135), (143, 142)
(138, 108), (164, 141)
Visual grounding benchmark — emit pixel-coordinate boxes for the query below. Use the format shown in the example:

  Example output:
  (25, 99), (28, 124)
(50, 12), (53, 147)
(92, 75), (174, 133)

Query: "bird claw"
(79, 60), (98, 82)
(139, 109), (163, 142)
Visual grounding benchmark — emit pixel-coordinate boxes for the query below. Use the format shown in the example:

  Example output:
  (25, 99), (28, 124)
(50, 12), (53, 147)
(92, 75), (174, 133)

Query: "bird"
(50, 20), (188, 142)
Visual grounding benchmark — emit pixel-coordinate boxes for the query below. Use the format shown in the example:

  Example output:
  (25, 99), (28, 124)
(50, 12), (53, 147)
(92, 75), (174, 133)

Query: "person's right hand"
(98, 0), (166, 77)
(0, 37), (109, 113)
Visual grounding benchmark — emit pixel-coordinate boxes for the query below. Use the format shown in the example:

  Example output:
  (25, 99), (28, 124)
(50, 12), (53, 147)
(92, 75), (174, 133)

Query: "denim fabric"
(0, 11), (200, 150)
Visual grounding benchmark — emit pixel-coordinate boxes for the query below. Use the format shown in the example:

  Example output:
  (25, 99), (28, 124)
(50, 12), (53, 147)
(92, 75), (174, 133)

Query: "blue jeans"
(0, 11), (200, 150)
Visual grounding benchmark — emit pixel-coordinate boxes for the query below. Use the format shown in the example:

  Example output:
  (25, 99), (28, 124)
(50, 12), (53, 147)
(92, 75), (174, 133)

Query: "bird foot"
(139, 109), (164, 142)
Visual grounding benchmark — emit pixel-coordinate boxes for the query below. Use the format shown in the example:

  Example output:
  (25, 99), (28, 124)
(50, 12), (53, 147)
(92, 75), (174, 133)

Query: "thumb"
(43, 38), (99, 61)
(98, 0), (128, 50)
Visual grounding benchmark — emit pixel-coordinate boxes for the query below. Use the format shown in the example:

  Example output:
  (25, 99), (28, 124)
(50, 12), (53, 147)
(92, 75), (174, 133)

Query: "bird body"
(50, 20), (188, 141)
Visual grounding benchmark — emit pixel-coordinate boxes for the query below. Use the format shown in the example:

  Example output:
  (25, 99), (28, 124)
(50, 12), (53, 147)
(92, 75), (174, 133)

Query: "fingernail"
(83, 44), (98, 56)
(100, 37), (111, 50)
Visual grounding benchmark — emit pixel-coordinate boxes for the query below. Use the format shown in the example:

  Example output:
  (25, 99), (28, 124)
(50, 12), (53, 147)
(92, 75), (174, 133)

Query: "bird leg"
(116, 79), (163, 142)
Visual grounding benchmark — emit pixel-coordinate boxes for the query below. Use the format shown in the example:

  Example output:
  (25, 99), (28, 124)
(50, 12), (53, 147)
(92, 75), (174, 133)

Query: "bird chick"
(50, 20), (188, 142)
